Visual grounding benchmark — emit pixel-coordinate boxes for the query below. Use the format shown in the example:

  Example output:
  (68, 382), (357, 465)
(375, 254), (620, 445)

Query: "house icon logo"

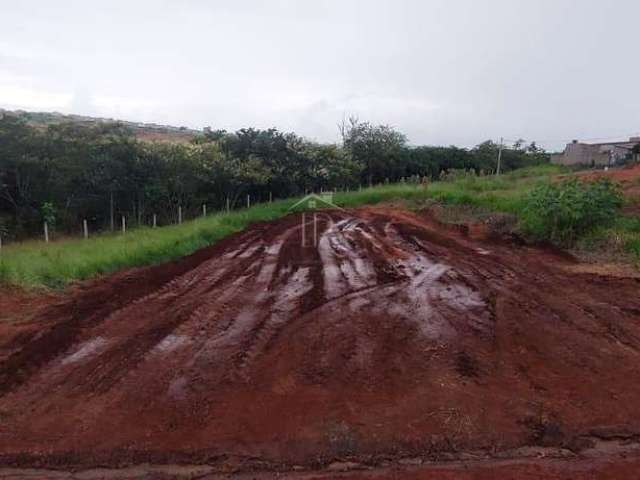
(288, 192), (344, 211)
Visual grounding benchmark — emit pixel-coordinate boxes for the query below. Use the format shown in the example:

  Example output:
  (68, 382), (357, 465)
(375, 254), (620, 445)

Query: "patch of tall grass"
(578, 215), (640, 264)
(0, 199), (294, 288)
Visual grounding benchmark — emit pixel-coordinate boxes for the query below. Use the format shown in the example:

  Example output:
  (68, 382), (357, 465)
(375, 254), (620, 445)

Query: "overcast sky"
(1, 0), (639, 150)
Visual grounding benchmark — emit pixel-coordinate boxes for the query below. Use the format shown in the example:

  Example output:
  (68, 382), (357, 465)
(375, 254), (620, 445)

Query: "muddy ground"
(1, 206), (639, 478)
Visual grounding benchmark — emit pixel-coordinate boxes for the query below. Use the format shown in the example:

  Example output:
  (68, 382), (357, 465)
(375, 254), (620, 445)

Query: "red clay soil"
(0, 286), (58, 321)
(0, 287), (59, 358)
(1, 206), (640, 478)
(3, 455), (640, 479)
(573, 162), (640, 184)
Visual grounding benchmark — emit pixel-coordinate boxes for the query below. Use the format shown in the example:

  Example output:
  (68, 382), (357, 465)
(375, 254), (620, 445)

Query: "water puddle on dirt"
(319, 218), (378, 298)
(318, 222), (347, 299)
(403, 250), (490, 338)
(235, 242), (263, 259)
(153, 334), (190, 354)
(280, 266), (313, 302)
(362, 228), (491, 340)
(60, 337), (108, 365)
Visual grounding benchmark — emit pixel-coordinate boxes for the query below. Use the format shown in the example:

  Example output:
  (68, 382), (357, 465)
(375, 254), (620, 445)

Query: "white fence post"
(246, 194), (250, 209)
(83, 219), (88, 239)
(153, 214), (157, 228)
(226, 197), (230, 213)
(202, 204), (207, 217)
(178, 206), (182, 224)
(122, 216), (126, 234)
(44, 222), (49, 243)
(269, 191), (273, 203)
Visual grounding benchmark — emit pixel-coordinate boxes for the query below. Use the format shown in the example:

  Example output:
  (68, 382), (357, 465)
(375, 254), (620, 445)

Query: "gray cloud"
(1, 0), (639, 150)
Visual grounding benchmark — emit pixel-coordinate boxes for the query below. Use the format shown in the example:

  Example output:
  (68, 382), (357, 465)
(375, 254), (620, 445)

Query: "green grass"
(0, 164), (569, 289)
(0, 200), (295, 289)
(577, 215), (640, 265)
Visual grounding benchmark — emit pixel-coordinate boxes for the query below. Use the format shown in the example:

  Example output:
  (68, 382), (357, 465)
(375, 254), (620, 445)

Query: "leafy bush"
(40, 202), (56, 226)
(521, 178), (623, 246)
(626, 238), (640, 259)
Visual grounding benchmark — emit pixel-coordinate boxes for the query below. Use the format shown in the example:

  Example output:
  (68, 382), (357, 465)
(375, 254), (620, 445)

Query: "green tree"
(342, 118), (407, 186)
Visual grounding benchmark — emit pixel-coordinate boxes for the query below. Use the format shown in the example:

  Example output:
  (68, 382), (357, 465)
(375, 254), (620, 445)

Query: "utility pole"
(496, 137), (504, 176)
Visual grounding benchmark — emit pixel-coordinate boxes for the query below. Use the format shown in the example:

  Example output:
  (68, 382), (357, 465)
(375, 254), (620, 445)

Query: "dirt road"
(1, 206), (639, 477)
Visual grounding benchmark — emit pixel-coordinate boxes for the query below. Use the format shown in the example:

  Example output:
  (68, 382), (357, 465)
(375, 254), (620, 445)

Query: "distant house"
(551, 136), (640, 166)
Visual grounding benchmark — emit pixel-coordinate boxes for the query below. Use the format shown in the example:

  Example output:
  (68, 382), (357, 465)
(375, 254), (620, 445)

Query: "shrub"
(40, 202), (57, 226)
(626, 238), (640, 259)
(521, 178), (623, 246)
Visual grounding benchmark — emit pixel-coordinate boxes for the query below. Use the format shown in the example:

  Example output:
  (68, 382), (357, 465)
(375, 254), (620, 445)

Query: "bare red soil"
(574, 162), (640, 185)
(1, 206), (639, 478)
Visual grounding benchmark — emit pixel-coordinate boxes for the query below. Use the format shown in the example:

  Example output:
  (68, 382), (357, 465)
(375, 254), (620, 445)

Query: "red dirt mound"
(1, 207), (639, 476)
(574, 163), (640, 184)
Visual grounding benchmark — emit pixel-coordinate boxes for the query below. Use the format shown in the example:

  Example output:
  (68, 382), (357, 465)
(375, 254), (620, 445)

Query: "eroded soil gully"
(0, 206), (639, 476)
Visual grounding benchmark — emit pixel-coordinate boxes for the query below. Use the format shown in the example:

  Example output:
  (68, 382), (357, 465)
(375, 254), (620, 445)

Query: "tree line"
(0, 114), (548, 239)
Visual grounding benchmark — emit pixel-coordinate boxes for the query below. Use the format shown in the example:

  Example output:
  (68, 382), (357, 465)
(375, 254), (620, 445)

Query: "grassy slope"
(578, 215), (640, 262)
(4, 164), (633, 289)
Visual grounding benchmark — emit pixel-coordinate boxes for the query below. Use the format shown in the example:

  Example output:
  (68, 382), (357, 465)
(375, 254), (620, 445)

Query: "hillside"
(0, 108), (202, 143)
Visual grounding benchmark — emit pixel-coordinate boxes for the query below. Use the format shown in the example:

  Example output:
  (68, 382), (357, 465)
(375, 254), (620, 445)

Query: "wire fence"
(0, 176), (434, 250)
(0, 193), (267, 250)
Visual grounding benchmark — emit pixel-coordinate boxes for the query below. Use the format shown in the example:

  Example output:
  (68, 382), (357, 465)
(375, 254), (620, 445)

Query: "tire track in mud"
(0, 226), (272, 395)
(49, 233), (270, 394)
(1, 206), (640, 471)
